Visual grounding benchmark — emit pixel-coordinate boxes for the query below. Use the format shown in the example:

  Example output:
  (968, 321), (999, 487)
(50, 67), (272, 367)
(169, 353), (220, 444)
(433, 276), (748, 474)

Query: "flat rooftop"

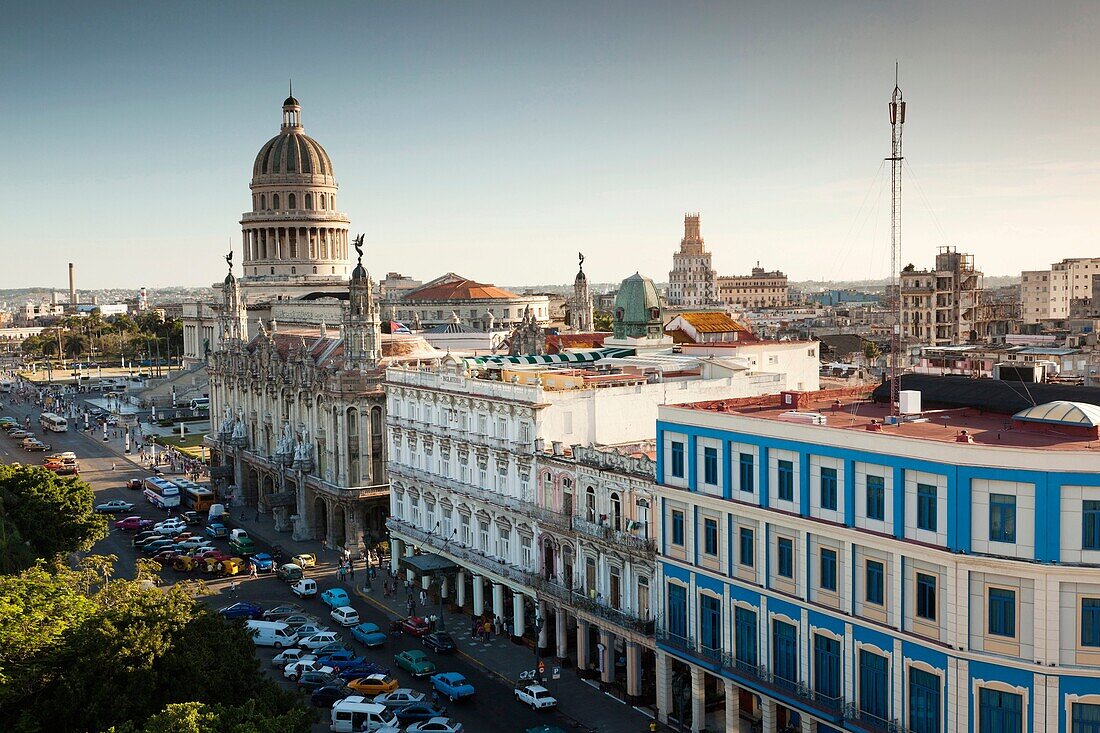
(677, 393), (1100, 452)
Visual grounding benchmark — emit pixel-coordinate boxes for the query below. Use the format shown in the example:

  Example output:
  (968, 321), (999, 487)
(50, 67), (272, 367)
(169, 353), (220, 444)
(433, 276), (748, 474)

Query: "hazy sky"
(2, 1), (1098, 291)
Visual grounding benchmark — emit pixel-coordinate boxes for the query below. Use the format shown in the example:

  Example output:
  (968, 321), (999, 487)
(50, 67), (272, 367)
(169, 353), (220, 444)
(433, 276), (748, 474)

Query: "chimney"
(68, 263), (76, 306)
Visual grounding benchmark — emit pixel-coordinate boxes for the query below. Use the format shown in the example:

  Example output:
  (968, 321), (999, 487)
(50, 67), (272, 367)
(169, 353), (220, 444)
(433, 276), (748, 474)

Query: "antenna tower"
(888, 66), (905, 418)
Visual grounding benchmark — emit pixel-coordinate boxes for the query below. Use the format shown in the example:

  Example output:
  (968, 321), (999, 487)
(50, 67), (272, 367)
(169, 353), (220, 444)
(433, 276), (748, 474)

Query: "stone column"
(761, 697), (777, 733)
(492, 583), (505, 623)
(455, 571), (465, 608)
(655, 651), (671, 724)
(512, 592), (526, 640)
(390, 538), (403, 575)
(576, 619), (590, 673)
(690, 665), (706, 733)
(405, 543), (414, 583)
(801, 717), (817, 733)
(555, 608), (569, 660)
(440, 576), (448, 600)
(626, 641), (642, 702)
(599, 629), (615, 684)
(537, 601), (549, 653)
(422, 574), (431, 590)
(472, 575), (484, 616)
(723, 679), (740, 733)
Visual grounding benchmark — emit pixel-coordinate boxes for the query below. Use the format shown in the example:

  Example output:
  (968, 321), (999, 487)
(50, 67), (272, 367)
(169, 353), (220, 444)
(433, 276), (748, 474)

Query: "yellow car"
(292, 552), (317, 568)
(173, 556), (197, 572)
(221, 557), (245, 576)
(346, 674), (399, 695)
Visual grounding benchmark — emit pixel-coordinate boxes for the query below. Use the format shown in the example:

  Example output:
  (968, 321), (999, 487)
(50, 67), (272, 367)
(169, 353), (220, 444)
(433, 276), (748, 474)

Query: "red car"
(114, 516), (155, 532)
(399, 616), (431, 637)
(198, 550), (232, 562)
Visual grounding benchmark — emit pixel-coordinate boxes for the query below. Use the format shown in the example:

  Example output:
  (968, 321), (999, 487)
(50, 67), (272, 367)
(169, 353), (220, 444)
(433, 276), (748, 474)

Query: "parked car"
(249, 552), (274, 573)
(396, 704), (450, 725)
(95, 499), (134, 513)
(125, 478), (143, 490)
(291, 578), (318, 598)
(217, 602), (264, 620)
(422, 632), (456, 654)
(297, 671), (344, 692)
(314, 642), (356, 659)
(276, 563), (303, 582)
(345, 674), (399, 696)
(292, 552), (317, 568)
(141, 539), (178, 554)
(336, 663), (390, 681)
(179, 510), (203, 525)
(318, 650), (367, 670)
(132, 530), (158, 545)
(297, 631), (342, 651)
(514, 684), (558, 710)
(23, 439), (50, 452)
(175, 536), (211, 550)
(114, 516), (154, 531)
(310, 684), (354, 709)
(393, 649), (435, 677)
(406, 718), (464, 733)
(399, 616), (431, 637)
(263, 604), (304, 620)
(320, 587), (350, 609)
(284, 659), (335, 681)
(205, 522), (229, 539)
(272, 648), (316, 668)
(430, 673), (475, 702)
(330, 606), (360, 627)
(350, 622), (387, 648)
(374, 688), (425, 708)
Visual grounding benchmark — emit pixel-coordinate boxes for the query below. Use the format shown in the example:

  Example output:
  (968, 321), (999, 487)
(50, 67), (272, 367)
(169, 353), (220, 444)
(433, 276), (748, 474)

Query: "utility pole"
(887, 65), (906, 419)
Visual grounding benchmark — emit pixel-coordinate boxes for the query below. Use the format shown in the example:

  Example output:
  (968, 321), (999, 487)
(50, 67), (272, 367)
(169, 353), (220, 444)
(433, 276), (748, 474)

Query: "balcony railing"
(531, 576), (656, 635)
(842, 704), (905, 733)
(386, 518), (534, 586)
(529, 505), (573, 531)
(390, 463), (529, 515)
(572, 516), (656, 555)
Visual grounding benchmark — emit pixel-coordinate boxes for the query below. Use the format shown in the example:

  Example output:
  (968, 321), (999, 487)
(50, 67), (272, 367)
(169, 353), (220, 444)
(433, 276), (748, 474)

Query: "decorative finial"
(578, 252), (585, 271)
(226, 250), (233, 269)
(289, 78), (293, 98)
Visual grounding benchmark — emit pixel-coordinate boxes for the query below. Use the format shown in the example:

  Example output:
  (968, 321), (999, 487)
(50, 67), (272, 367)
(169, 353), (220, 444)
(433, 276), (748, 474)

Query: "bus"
(143, 476), (181, 509)
(174, 479), (215, 512)
(189, 398), (210, 412)
(0, 380), (11, 393)
(40, 412), (69, 433)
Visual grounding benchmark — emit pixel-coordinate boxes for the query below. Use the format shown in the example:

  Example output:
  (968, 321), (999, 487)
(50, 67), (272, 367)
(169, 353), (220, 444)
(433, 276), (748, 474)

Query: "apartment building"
(653, 388), (1100, 733)
(900, 247), (990, 346)
(717, 266), (790, 309)
(1022, 258), (1100, 324)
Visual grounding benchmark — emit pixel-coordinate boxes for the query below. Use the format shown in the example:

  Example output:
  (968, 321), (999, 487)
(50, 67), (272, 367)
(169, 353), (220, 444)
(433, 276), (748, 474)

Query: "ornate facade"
(569, 253), (594, 332)
(668, 213), (717, 307)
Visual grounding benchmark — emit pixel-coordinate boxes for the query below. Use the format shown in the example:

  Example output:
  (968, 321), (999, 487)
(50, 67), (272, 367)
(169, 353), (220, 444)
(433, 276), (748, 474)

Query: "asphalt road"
(0, 394), (579, 733)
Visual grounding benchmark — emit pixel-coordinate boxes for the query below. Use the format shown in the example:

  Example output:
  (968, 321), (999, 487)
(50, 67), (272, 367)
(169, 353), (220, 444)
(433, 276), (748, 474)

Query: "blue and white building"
(654, 392), (1100, 733)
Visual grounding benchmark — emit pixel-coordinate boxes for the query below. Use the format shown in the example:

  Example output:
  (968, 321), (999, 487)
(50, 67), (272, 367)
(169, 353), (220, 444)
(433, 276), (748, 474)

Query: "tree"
(0, 465), (107, 574)
(863, 341), (882, 364)
(593, 310), (613, 332)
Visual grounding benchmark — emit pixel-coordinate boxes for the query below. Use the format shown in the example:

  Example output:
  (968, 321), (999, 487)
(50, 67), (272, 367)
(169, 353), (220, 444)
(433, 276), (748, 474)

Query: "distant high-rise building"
(668, 213), (717, 307)
(1021, 257), (1100, 323)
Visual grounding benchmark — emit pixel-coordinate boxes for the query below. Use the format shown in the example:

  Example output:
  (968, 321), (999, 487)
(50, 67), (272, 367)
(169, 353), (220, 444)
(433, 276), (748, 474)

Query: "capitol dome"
(251, 97), (335, 182)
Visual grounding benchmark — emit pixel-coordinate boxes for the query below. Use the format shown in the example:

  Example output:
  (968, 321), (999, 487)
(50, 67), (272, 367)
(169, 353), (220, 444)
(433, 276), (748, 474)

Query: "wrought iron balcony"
(386, 517), (534, 586)
(572, 515), (656, 555)
(531, 576), (656, 635)
(529, 505), (573, 531)
(842, 704), (905, 733)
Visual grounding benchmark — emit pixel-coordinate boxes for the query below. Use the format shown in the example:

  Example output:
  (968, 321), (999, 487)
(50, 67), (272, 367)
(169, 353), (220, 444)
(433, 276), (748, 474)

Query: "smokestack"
(68, 263), (76, 306)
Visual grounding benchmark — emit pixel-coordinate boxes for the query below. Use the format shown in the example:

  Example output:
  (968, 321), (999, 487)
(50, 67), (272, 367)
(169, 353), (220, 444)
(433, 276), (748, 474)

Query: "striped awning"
(464, 347), (635, 367)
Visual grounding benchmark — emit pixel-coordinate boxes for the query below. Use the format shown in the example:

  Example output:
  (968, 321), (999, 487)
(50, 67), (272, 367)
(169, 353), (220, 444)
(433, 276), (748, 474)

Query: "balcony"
(305, 474), (389, 502)
(572, 515), (656, 555)
(532, 577), (656, 635)
(386, 517), (533, 586)
(843, 704), (905, 733)
(389, 463), (530, 516)
(529, 505), (573, 531)
(240, 210), (350, 223)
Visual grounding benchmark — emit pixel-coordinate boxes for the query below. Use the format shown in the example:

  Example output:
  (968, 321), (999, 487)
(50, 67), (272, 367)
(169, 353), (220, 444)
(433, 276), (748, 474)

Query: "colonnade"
(242, 225), (349, 264)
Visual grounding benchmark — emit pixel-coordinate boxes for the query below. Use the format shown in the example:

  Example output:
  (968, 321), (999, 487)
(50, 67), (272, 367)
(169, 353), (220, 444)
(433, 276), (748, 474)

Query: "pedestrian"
(249, 563), (257, 579)
(419, 589), (427, 607)
(494, 615), (502, 636)
(229, 580), (238, 597)
(349, 558), (355, 579)
(470, 616), (479, 639)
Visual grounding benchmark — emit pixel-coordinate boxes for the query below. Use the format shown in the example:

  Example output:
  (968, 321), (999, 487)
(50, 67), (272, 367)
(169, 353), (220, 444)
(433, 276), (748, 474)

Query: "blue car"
(250, 552), (274, 572)
(396, 704), (449, 724)
(350, 622), (387, 647)
(205, 523), (228, 539)
(336, 662), (390, 680)
(320, 587), (350, 609)
(217, 601), (264, 620)
(318, 650), (367, 670)
(431, 672), (476, 702)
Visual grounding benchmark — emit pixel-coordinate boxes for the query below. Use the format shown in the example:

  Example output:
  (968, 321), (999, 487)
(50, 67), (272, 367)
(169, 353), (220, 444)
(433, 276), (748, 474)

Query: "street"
(0, 393), (585, 733)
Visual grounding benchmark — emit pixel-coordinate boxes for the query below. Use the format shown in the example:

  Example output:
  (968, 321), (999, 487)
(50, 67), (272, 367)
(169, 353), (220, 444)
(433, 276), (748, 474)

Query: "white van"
(291, 578), (317, 598)
(245, 620), (298, 649)
(330, 698), (399, 732)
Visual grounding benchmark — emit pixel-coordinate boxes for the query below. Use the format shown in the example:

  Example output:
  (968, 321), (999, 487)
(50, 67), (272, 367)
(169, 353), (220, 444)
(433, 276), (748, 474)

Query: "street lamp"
(532, 609), (544, 683)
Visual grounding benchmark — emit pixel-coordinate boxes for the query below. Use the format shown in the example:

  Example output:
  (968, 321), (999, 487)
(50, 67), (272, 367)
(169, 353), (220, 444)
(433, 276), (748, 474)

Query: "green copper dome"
(613, 272), (663, 339)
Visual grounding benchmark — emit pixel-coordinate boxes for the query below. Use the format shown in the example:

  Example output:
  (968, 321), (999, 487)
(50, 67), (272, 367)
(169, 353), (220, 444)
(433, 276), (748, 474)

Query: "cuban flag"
(389, 321), (411, 334)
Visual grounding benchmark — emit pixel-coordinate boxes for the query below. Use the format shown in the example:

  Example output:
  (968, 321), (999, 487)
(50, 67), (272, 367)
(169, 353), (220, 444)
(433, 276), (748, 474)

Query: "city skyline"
(2, 1), (1099, 289)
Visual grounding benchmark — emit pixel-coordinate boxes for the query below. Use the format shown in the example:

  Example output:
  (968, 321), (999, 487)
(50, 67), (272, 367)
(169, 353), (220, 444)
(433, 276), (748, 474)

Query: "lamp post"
(532, 609), (544, 683)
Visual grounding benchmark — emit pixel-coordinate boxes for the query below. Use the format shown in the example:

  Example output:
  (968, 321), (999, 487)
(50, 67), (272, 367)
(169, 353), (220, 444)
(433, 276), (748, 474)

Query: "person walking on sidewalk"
(249, 563), (257, 579)
(348, 558), (355, 580)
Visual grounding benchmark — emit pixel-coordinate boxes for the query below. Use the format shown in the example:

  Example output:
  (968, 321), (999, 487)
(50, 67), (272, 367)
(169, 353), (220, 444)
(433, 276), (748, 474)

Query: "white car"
(330, 606), (360, 627)
(374, 689), (425, 708)
(174, 537), (211, 549)
(514, 684), (558, 710)
(297, 631), (341, 650)
(271, 649), (316, 668)
(283, 658), (335, 680)
(292, 623), (331, 637)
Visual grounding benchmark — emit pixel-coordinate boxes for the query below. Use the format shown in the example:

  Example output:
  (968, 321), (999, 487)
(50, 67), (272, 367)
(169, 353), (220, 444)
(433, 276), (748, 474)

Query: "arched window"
(305, 193), (313, 210)
(259, 194), (266, 210)
(562, 478), (573, 516)
(272, 193), (280, 210)
(319, 193), (326, 209)
(288, 193), (297, 209)
(610, 492), (622, 531)
(585, 487), (596, 522)
(291, 266), (296, 274)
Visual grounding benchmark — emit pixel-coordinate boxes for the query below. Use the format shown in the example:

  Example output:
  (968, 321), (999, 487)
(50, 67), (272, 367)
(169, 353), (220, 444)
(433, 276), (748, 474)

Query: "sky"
(1, 0), (1098, 291)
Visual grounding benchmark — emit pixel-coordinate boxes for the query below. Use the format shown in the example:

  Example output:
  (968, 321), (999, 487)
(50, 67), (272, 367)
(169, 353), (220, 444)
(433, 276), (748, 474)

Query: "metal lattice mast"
(888, 67), (906, 417)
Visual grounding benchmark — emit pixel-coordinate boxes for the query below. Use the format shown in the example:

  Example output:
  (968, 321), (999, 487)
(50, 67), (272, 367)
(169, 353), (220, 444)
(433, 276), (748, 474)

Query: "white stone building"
(668, 214), (718, 308)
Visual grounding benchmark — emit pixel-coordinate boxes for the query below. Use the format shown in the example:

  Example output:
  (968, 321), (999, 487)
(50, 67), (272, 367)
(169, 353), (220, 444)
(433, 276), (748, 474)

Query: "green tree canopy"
(0, 465), (107, 574)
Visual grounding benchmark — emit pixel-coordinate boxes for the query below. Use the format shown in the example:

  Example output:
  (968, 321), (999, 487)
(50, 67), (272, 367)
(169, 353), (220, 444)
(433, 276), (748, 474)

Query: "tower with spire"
(219, 251), (247, 347)
(343, 235), (381, 369)
(569, 252), (594, 332)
